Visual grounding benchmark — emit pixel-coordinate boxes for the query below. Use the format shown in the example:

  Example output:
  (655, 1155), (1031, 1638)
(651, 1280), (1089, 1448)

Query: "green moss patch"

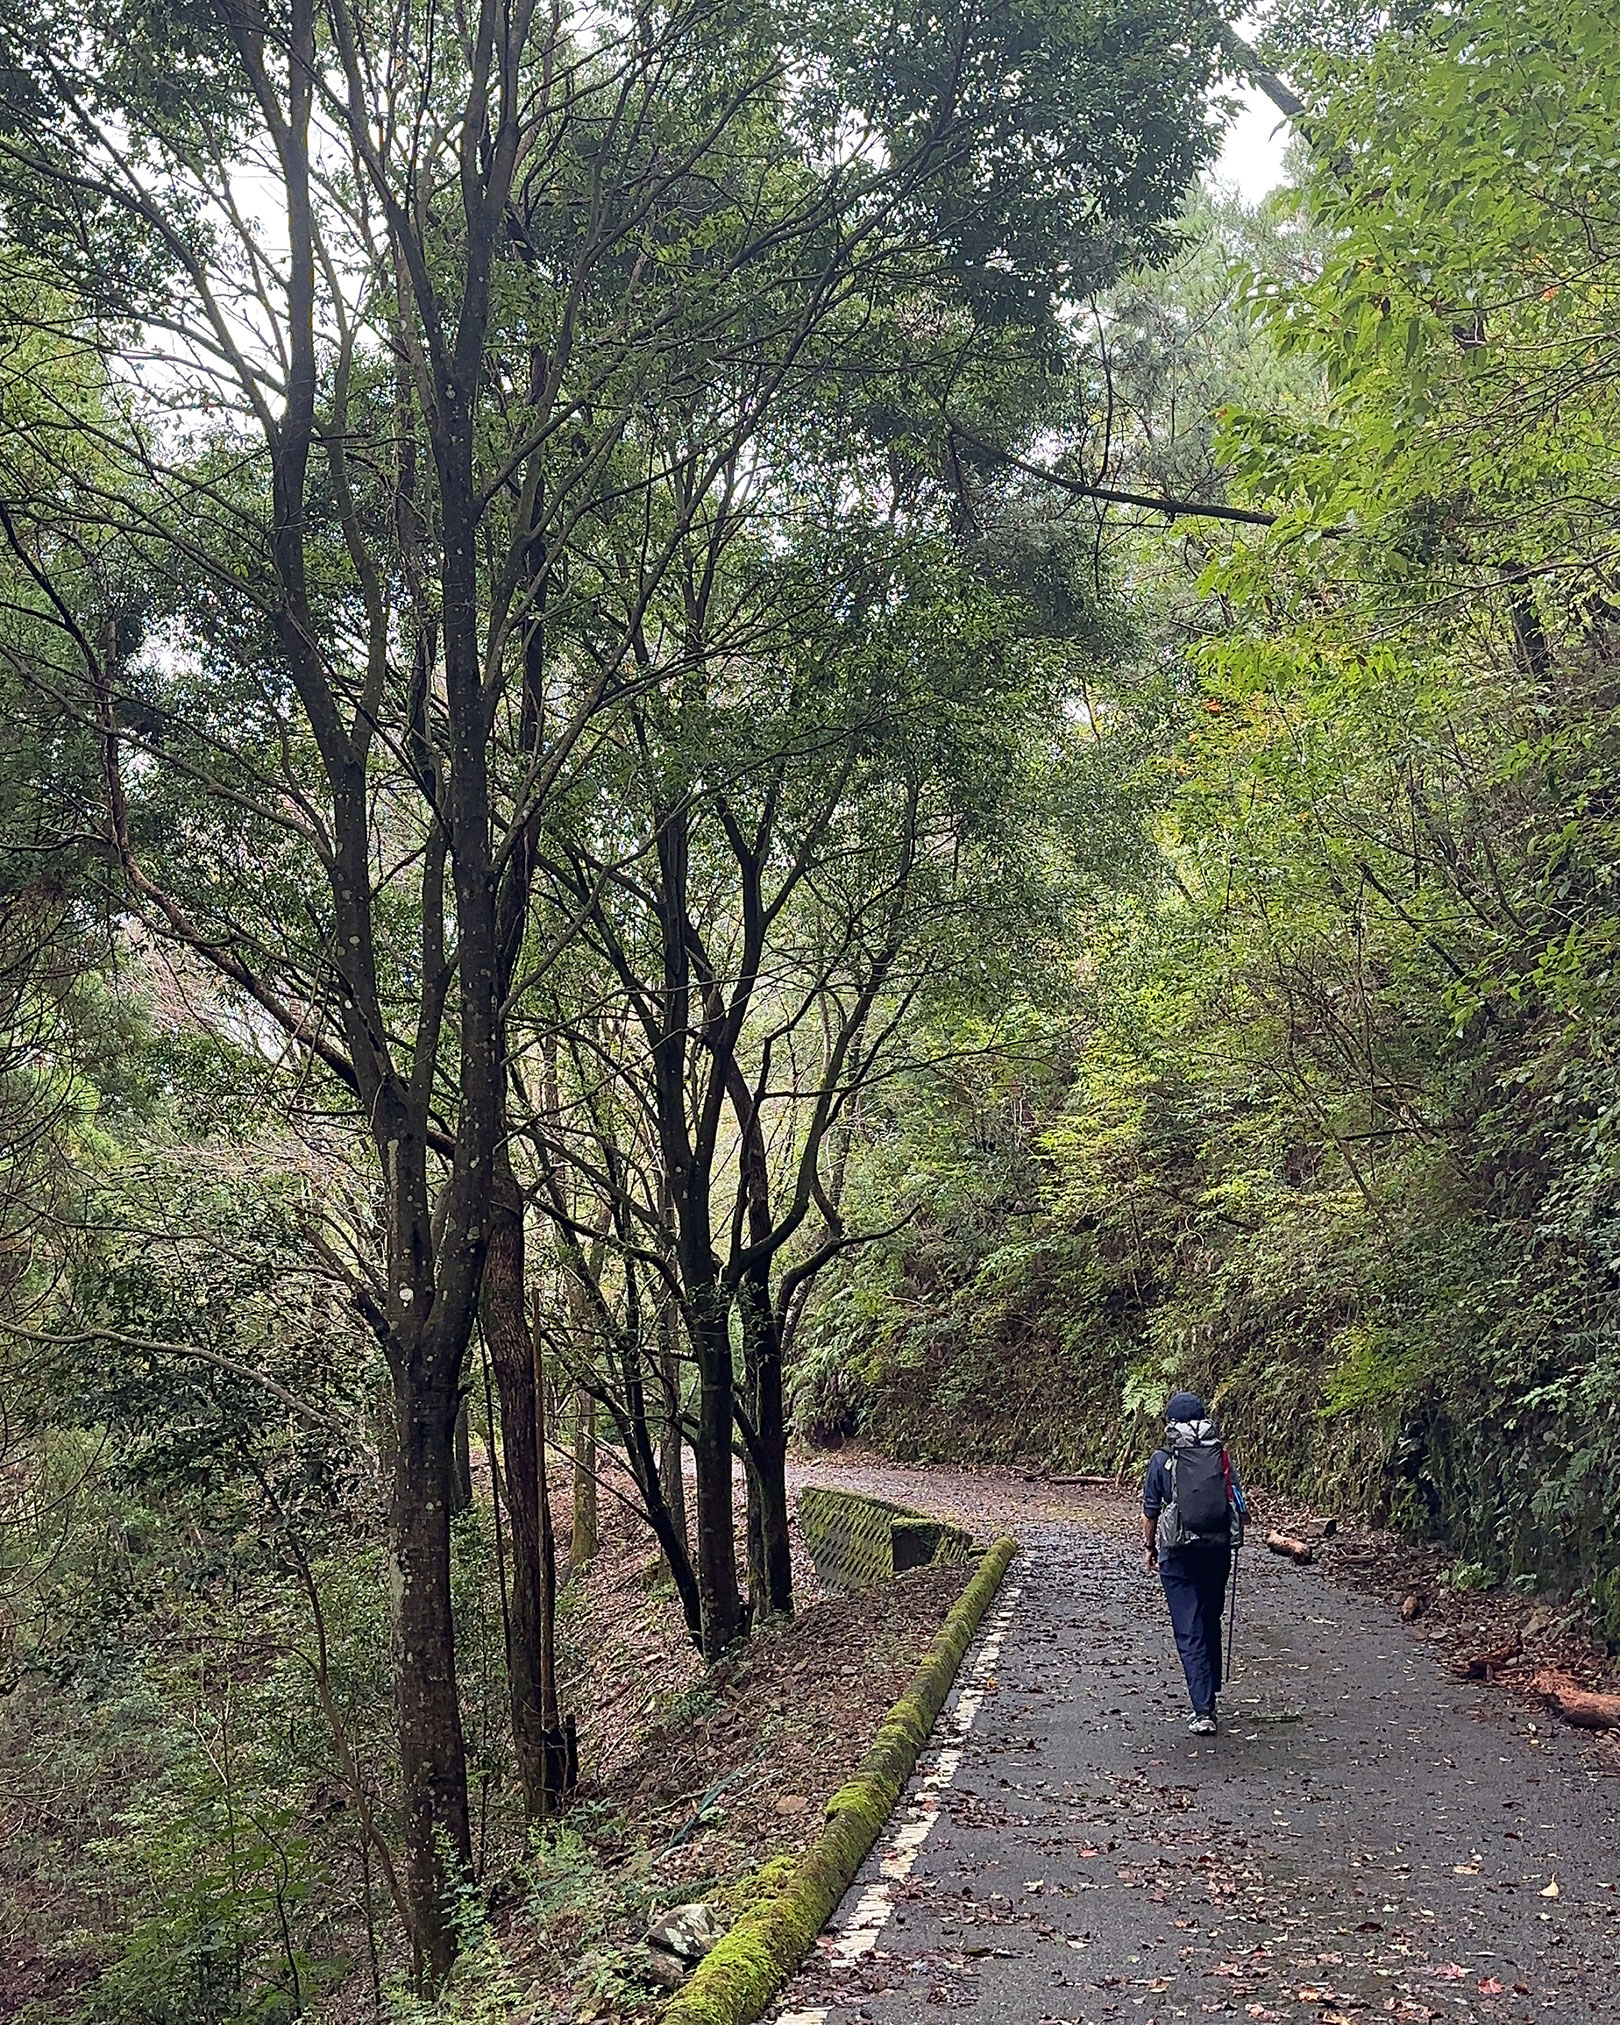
(661, 1533), (1018, 2025)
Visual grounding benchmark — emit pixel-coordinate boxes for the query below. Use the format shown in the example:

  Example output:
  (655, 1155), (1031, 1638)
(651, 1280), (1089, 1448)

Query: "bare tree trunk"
(532, 1313), (574, 1808)
(658, 1316), (689, 1578)
(754, 1353), (793, 1619)
(388, 1358), (472, 1990)
(653, 803), (743, 1659)
(535, 1351), (558, 1733)
(571, 1388), (598, 1569)
(732, 1084), (794, 1621)
(479, 1153), (550, 1826)
(743, 1448), (766, 1622)
(740, 1277), (793, 1618)
(450, 1396), (474, 1517)
(689, 1291), (743, 1659)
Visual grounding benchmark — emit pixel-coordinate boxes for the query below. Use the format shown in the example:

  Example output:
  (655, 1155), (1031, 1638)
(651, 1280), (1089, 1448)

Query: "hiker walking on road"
(1142, 1391), (1247, 1735)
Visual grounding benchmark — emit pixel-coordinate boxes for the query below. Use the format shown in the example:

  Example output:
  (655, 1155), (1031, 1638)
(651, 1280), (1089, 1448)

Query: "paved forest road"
(774, 1462), (1620, 2025)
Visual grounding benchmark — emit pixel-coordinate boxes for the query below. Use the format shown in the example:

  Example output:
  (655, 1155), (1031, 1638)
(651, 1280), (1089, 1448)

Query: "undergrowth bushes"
(795, 1015), (1620, 1641)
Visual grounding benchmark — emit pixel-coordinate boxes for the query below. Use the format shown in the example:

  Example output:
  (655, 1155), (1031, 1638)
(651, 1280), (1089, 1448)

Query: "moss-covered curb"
(661, 1533), (1019, 2025)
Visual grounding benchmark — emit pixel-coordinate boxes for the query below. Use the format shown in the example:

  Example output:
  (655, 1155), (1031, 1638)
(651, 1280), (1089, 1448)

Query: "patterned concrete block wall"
(797, 1485), (975, 1590)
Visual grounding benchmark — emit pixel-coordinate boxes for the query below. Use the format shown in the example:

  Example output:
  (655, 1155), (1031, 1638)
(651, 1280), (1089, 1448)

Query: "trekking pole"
(1226, 1548), (1239, 1685)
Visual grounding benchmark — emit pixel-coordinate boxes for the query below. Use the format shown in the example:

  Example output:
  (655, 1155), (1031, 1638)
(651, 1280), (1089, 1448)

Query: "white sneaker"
(1189, 1712), (1217, 1735)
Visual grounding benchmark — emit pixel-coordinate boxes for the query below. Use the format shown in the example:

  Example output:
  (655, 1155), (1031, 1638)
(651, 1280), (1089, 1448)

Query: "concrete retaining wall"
(797, 1484), (975, 1589)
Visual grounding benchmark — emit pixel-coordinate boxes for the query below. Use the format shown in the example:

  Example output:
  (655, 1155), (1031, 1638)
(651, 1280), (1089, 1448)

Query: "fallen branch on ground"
(1454, 1637), (1521, 1680)
(1530, 1671), (1620, 1731)
(1265, 1532), (1316, 1565)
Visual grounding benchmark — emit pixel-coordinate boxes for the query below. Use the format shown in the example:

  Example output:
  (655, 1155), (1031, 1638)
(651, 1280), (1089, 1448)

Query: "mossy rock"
(661, 1533), (1017, 2025)
(797, 1485), (975, 1590)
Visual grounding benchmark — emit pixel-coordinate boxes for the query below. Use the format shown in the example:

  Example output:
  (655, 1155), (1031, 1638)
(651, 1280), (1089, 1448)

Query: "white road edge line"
(773, 1577), (1025, 2025)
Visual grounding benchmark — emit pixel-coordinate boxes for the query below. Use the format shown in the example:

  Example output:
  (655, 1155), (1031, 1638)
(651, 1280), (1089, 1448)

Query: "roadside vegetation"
(799, 0), (1620, 1630)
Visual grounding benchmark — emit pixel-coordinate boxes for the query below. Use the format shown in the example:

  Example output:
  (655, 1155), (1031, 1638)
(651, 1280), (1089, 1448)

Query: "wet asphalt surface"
(775, 1514), (1620, 2024)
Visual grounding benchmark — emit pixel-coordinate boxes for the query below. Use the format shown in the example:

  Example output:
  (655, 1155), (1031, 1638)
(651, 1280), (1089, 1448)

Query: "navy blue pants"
(1160, 1543), (1231, 1714)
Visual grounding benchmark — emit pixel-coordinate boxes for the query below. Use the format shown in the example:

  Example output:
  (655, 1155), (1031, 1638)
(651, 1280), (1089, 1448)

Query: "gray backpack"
(1156, 1419), (1239, 1552)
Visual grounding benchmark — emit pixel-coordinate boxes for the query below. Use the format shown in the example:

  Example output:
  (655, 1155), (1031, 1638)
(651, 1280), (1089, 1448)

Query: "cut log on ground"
(1265, 1532), (1316, 1565)
(1530, 1671), (1620, 1731)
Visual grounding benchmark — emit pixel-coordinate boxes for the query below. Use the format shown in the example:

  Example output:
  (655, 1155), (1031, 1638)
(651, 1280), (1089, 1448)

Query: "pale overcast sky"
(1210, 82), (1295, 203)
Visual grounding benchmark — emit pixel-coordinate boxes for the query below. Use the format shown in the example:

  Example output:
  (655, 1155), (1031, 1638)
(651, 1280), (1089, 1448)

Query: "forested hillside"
(799, 0), (1620, 1628)
(0, 0), (1615, 2016)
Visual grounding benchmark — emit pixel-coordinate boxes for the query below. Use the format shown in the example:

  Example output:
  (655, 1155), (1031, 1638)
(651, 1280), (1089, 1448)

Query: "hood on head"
(1166, 1390), (1206, 1425)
